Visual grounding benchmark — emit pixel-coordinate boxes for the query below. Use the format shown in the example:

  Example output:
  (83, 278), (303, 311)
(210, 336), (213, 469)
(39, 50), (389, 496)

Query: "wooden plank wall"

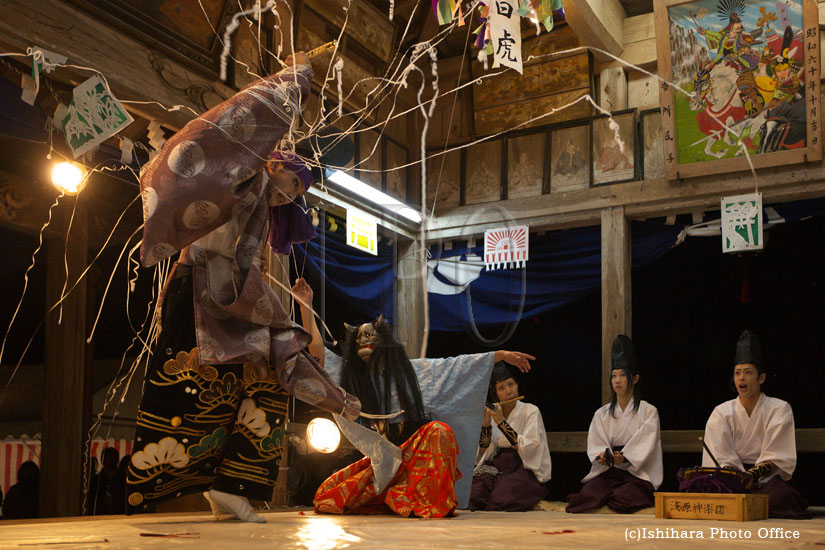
(471, 26), (592, 136)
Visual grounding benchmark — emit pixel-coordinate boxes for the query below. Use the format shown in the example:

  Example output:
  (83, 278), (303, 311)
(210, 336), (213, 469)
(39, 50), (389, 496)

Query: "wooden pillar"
(396, 238), (424, 358)
(599, 67), (628, 112)
(264, 248), (293, 507)
(600, 206), (631, 405)
(40, 198), (90, 518)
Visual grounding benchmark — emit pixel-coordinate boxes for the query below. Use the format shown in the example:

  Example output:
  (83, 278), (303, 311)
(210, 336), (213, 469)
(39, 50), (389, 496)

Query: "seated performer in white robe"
(701, 330), (811, 519)
(470, 362), (551, 511)
(567, 335), (662, 513)
(290, 279), (534, 510)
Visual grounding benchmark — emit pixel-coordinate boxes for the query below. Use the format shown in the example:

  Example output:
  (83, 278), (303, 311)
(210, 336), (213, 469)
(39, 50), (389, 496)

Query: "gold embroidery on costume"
(479, 426), (492, 448)
(497, 419), (518, 446)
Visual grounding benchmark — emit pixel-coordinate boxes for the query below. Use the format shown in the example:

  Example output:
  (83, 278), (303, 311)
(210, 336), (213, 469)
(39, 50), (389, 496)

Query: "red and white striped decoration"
(0, 438), (132, 495)
(484, 225), (529, 270)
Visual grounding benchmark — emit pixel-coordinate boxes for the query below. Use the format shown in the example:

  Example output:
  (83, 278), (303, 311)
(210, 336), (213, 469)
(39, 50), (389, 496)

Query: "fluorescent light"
(398, 207), (422, 223)
(326, 170), (423, 224)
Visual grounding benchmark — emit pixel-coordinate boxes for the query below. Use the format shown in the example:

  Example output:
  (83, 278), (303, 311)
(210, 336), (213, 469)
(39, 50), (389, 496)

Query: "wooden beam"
(396, 239), (425, 357)
(599, 66), (627, 112)
(0, 0), (235, 131)
(600, 206), (631, 405)
(426, 157), (825, 240)
(40, 198), (90, 518)
(627, 72), (659, 110)
(302, 0), (394, 63)
(548, 429), (825, 453)
(596, 13), (657, 72)
(561, 0), (626, 61)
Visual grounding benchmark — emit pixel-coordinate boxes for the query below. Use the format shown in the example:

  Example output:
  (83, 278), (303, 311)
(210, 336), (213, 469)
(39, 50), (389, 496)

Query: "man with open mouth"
(701, 330), (811, 519)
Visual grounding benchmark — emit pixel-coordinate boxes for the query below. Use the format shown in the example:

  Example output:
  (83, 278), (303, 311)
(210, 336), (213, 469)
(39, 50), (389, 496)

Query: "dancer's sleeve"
(139, 63), (313, 266)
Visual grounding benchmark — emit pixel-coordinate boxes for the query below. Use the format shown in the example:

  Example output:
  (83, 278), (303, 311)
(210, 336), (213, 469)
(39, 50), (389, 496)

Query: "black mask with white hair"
(340, 317), (429, 444)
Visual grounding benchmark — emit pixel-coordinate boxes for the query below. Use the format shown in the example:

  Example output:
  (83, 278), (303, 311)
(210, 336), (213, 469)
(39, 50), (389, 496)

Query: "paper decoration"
(489, 0), (523, 73)
(432, 0), (458, 25)
(346, 207), (378, 256)
(58, 75), (133, 158)
(146, 120), (166, 152)
(120, 137), (134, 165)
(484, 225), (529, 270)
(20, 74), (36, 106)
(27, 46), (67, 105)
(721, 193), (763, 253)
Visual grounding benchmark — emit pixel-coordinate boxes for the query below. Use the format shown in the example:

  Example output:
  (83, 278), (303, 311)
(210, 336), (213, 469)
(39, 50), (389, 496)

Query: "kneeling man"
(702, 330), (811, 519)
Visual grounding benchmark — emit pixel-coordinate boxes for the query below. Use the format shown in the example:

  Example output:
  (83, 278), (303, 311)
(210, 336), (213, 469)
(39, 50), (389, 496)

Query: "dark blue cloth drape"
(293, 226), (398, 325)
(294, 221), (687, 332)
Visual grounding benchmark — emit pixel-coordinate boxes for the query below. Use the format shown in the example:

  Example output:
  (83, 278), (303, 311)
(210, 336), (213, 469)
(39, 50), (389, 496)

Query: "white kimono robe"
(323, 349), (495, 508)
(475, 400), (552, 483)
(702, 393), (796, 485)
(582, 399), (663, 489)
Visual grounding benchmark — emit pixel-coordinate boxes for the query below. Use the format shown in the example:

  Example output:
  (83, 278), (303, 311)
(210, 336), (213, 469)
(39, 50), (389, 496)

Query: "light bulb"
(306, 417), (340, 453)
(51, 162), (86, 195)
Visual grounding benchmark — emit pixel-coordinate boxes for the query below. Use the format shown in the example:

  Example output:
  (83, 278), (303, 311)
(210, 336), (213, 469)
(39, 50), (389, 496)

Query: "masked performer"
(566, 335), (662, 513)
(290, 281), (534, 513)
(701, 330), (811, 519)
(127, 53), (361, 523)
(470, 362), (551, 511)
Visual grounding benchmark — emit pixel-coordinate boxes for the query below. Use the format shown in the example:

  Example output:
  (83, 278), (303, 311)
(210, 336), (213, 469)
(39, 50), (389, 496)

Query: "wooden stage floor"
(2, 507), (823, 549)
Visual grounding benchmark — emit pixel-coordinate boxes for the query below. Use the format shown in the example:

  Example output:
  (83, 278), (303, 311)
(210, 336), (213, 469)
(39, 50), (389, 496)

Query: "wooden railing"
(547, 429), (825, 453)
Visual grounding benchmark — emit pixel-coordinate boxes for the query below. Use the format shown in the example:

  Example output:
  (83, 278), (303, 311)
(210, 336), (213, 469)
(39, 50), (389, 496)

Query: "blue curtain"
(295, 220), (686, 332)
(426, 222), (685, 331)
(293, 223), (398, 325)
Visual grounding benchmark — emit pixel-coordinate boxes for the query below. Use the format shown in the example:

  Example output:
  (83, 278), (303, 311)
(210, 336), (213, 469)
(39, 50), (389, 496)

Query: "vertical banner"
(489, 0), (523, 74)
(484, 225), (529, 270)
(346, 207), (378, 256)
(721, 193), (763, 253)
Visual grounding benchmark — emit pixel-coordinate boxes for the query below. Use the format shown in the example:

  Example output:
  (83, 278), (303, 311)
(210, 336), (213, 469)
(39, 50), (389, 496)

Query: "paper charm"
(484, 225), (529, 270)
(721, 193), (763, 253)
(25, 46), (67, 105)
(346, 207), (378, 256)
(489, 0), (523, 73)
(58, 75), (133, 158)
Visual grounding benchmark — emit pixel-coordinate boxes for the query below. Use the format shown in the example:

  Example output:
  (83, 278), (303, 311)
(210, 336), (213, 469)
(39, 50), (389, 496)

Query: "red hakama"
(314, 421), (460, 518)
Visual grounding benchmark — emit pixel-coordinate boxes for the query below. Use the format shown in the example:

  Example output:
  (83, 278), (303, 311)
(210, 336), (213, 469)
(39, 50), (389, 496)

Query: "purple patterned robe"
(138, 62), (359, 418)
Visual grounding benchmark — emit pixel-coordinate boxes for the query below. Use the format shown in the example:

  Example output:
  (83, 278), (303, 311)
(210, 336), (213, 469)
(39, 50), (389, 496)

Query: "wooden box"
(655, 492), (769, 522)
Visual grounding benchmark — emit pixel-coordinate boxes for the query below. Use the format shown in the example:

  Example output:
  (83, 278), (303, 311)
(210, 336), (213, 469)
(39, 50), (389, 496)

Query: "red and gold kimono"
(314, 421), (460, 518)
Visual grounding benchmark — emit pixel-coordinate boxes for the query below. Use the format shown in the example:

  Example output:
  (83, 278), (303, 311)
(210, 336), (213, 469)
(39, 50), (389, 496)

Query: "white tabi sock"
(203, 491), (237, 521)
(206, 489), (266, 523)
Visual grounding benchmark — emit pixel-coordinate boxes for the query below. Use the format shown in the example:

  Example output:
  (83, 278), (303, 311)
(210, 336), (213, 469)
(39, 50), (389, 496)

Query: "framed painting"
(642, 109), (666, 180)
(507, 132), (545, 199)
(654, 0), (821, 179)
(593, 111), (637, 185)
(464, 140), (502, 204)
(549, 122), (591, 192)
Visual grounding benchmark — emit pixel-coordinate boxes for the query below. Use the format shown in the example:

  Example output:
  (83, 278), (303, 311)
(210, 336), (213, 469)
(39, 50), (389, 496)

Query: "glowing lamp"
(51, 162), (86, 195)
(306, 417), (340, 453)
